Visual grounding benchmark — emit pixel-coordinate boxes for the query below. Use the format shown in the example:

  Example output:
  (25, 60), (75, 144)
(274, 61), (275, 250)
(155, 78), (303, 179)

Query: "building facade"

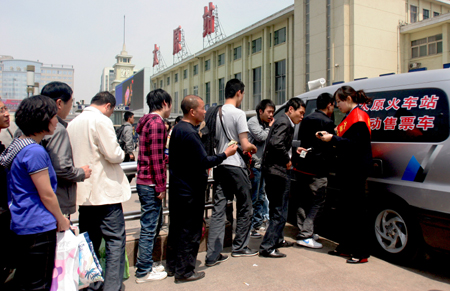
(100, 67), (115, 92)
(109, 44), (135, 96)
(0, 55), (74, 102)
(149, 0), (450, 114)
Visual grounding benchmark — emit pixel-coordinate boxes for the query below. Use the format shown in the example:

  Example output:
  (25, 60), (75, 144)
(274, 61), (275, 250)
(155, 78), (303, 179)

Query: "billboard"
(115, 69), (145, 111)
(2, 99), (22, 112)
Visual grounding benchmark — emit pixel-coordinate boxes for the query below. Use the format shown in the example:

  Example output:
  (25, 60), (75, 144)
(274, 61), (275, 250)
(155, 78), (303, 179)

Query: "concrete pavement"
(122, 224), (450, 291)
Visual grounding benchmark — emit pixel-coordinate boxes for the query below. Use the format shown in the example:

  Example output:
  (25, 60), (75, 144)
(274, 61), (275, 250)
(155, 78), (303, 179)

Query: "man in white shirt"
(67, 91), (131, 291)
(205, 79), (258, 267)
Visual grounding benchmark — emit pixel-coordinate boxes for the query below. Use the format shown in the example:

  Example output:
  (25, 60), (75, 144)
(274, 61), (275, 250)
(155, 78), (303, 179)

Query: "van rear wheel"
(373, 205), (422, 262)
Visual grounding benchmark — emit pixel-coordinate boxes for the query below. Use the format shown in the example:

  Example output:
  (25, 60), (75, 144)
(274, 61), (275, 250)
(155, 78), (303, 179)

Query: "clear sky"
(1, 0), (294, 102)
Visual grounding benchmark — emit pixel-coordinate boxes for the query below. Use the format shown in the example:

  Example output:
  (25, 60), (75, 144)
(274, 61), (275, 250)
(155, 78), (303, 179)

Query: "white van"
(278, 69), (450, 261)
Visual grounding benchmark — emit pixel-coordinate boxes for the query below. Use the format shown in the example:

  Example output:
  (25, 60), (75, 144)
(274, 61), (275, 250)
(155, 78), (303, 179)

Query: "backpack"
(200, 105), (222, 156)
(115, 125), (126, 151)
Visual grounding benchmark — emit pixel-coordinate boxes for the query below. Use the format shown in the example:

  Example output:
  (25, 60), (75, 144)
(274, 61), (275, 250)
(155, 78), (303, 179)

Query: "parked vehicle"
(278, 69), (450, 262)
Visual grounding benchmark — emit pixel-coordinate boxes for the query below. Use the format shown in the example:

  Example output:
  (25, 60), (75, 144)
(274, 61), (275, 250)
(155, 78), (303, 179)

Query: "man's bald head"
(181, 95), (203, 115)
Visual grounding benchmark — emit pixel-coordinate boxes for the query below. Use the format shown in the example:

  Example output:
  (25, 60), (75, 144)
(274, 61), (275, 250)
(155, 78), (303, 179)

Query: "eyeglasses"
(0, 106), (8, 114)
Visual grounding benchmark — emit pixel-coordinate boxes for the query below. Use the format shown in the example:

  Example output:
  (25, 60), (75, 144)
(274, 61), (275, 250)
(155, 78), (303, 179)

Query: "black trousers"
(335, 178), (371, 259)
(79, 204), (126, 291)
(166, 188), (205, 279)
(260, 172), (291, 254)
(14, 229), (57, 291)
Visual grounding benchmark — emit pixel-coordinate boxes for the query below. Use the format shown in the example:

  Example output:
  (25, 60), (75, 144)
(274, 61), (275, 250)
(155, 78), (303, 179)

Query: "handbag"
(51, 230), (79, 291)
(78, 232), (104, 289)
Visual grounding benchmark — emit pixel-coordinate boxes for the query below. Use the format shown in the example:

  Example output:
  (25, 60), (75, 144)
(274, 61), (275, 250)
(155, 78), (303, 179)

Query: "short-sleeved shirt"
(7, 144), (57, 235)
(215, 104), (249, 168)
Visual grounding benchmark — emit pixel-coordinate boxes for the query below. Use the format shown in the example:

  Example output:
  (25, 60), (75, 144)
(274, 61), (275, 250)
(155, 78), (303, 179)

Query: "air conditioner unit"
(409, 62), (421, 69)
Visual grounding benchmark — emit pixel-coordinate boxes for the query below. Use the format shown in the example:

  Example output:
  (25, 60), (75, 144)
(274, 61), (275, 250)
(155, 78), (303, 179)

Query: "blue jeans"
(135, 184), (162, 278)
(250, 167), (268, 230)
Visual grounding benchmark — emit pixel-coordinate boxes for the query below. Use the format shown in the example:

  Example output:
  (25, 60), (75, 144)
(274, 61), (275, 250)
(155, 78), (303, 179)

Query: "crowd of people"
(0, 78), (372, 290)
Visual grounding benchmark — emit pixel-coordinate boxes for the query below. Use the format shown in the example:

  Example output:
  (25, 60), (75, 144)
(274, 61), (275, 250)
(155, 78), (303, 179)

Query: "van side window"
(365, 88), (449, 142)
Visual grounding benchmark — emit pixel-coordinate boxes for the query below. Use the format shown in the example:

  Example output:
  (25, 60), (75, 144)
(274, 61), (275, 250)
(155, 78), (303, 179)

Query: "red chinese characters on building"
(399, 116), (416, 131)
(419, 95), (439, 109)
(417, 115), (435, 131)
(385, 97), (401, 111)
(203, 2), (215, 38)
(370, 117), (382, 130)
(383, 116), (398, 130)
(173, 26), (182, 55)
(401, 96), (419, 110)
(370, 99), (386, 111)
(153, 44), (159, 67)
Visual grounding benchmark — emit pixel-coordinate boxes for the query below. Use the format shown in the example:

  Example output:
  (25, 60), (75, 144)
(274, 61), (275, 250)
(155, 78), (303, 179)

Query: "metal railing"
(72, 162), (218, 225)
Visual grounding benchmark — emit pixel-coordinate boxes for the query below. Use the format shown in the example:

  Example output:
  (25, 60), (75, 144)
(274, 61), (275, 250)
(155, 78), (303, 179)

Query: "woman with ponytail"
(316, 86), (373, 264)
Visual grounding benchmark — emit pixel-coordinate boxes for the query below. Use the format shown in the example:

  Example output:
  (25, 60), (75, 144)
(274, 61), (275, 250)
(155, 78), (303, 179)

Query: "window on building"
(183, 69), (187, 79)
(175, 73), (178, 82)
(167, 77), (170, 85)
(153, 82), (157, 89)
(193, 85), (198, 96)
(274, 27), (286, 45)
(205, 82), (210, 105)
(423, 9), (430, 20)
(411, 34), (443, 58)
(252, 38), (262, 54)
(219, 78), (225, 105)
(218, 54), (225, 66)
(160, 80), (163, 88)
(183, 88), (188, 97)
(235, 73), (241, 80)
(410, 5), (417, 23)
(275, 60), (286, 105)
(434, 12), (440, 17)
(234, 47), (242, 60)
(253, 67), (261, 106)
(193, 64), (198, 75)
(205, 59), (211, 71)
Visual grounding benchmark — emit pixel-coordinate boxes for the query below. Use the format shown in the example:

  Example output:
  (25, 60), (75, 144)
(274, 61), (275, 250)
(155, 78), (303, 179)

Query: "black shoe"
(231, 247), (258, 257)
(167, 271), (174, 277)
(276, 240), (294, 248)
(328, 250), (352, 257)
(205, 254), (229, 267)
(259, 249), (286, 258)
(250, 230), (262, 239)
(174, 271), (205, 283)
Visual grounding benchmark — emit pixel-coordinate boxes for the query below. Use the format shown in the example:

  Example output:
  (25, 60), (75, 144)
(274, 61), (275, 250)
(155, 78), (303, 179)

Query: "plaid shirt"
(136, 113), (168, 192)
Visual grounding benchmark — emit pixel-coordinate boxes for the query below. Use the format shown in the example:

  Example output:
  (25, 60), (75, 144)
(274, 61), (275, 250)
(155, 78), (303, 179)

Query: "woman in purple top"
(0, 95), (70, 290)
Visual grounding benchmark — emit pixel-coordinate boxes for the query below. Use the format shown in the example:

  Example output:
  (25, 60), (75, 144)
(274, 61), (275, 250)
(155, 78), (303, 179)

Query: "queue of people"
(0, 79), (372, 290)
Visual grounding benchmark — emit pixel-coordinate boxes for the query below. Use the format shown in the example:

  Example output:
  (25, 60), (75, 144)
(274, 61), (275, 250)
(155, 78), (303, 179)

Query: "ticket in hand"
(228, 140), (238, 147)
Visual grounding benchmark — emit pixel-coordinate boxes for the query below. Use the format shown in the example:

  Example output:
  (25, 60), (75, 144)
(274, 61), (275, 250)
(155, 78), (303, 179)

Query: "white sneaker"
(153, 262), (165, 273)
(313, 234), (320, 241)
(135, 270), (168, 283)
(296, 238), (323, 249)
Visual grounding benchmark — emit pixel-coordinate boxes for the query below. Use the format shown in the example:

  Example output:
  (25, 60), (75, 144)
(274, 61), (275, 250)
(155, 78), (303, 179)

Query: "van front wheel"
(373, 206), (421, 262)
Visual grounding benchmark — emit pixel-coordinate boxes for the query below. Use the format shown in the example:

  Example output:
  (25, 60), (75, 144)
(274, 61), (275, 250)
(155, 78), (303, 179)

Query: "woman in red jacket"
(317, 86), (372, 264)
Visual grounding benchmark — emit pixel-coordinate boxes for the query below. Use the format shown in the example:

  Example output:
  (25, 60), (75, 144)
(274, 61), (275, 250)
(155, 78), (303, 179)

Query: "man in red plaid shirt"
(134, 89), (172, 283)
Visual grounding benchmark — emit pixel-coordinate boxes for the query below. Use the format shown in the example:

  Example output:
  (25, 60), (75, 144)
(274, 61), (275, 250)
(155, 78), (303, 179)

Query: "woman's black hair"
(15, 95), (58, 136)
(163, 119), (172, 131)
(334, 86), (371, 104)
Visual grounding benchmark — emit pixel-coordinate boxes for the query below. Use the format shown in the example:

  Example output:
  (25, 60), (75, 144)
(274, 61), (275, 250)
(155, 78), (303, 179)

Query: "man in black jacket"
(293, 93), (335, 249)
(259, 98), (306, 258)
(167, 95), (237, 283)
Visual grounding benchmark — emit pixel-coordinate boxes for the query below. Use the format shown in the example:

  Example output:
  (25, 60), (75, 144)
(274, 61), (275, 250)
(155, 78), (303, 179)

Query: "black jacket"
(261, 113), (294, 179)
(292, 110), (335, 177)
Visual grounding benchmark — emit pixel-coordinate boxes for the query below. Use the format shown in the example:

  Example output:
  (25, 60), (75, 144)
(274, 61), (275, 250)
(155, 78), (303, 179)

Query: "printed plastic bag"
(51, 230), (79, 291)
(78, 232), (104, 289)
(98, 238), (130, 279)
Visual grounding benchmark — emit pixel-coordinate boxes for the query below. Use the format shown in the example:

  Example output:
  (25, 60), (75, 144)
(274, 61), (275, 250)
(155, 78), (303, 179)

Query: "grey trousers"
(79, 204), (126, 291)
(295, 174), (327, 240)
(205, 165), (253, 263)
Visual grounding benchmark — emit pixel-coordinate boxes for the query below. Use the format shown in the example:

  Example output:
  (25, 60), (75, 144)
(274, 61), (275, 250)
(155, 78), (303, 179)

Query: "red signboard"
(203, 2), (215, 37)
(153, 44), (160, 67)
(3, 99), (21, 112)
(173, 26), (182, 55)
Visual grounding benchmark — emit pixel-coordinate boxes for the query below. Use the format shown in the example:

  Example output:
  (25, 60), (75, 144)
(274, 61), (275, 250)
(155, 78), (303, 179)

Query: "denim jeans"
(135, 184), (162, 278)
(250, 167), (267, 230)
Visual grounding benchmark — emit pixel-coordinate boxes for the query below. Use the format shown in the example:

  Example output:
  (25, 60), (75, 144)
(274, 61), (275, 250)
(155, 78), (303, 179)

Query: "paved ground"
(121, 224), (450, 291)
